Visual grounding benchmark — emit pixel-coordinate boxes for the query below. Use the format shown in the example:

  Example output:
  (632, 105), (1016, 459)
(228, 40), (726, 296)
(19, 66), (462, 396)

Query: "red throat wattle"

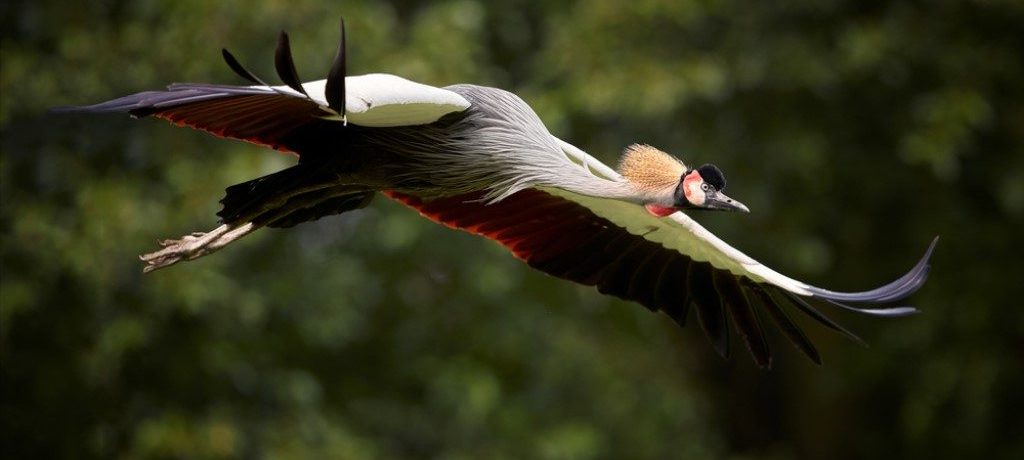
(644, 204), (678, 217)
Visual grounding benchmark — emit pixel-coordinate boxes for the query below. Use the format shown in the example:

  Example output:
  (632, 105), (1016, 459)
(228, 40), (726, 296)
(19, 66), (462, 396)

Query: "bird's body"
(58, 20), (936, 368)
(308, 83), (637, 202)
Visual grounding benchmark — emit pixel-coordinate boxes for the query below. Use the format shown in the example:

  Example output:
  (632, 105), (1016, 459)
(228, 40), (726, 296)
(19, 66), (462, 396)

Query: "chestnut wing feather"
(55, 84), (329, 153)
(387, 188), (833, 368)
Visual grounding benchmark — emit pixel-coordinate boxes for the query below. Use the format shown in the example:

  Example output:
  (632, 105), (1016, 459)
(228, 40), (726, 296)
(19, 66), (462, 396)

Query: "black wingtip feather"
(823, 298), (919, 317)
(747, 285), (822, 365)
(776, 289), (867, 347)
(716, 272), (771, 369)
(222, 48), (269, 86)
(654, 257), (691, 328)
(50, 92), (161, 114)
(325, 17), (347, 115)
(806, 236), (938, 304)
(275, 31), (309, 96)
(688, 262), (729, 359)
(596, 240), (649, 299)
(624, 250), (668, 311)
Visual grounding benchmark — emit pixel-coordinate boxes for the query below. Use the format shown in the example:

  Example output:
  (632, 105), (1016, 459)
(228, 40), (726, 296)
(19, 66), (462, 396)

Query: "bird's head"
(674, 164), (749, 212)
(617, 144), (749, 214)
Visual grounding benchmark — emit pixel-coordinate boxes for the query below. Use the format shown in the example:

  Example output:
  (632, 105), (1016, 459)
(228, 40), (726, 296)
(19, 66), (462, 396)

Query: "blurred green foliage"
(2, 0), (1023, 458)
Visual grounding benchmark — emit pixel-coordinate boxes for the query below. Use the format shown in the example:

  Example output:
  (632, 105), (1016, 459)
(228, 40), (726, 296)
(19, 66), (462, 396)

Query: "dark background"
(2, 1), (1022, 458)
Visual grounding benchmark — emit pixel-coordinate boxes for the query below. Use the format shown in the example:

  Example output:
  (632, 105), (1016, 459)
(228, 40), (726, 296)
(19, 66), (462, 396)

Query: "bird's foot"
(141, 227), (225, 273)
(140, 223), (254, 273)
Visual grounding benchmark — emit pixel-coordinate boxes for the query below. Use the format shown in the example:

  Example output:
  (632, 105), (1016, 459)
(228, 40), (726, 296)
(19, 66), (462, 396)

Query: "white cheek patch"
(686, 181), (706, 206)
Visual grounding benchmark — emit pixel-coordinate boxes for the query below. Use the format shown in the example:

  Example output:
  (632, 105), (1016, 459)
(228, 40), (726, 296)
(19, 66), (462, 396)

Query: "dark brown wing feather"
(154, 92), (326, 152)
(715, 271), (770, 368)
(58, 85), (331, 154)
(386, 188), (859, 368)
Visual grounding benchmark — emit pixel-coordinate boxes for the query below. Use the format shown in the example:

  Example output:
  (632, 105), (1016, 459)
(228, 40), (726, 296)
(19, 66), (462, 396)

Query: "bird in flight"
(58, 19), (936, 368)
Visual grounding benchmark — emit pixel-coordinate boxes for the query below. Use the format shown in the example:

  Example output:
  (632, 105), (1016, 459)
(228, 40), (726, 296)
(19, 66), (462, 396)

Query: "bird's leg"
(139, 187), (332, 272)
(140, 183), (374, 273)
(140, 222), (257, 273)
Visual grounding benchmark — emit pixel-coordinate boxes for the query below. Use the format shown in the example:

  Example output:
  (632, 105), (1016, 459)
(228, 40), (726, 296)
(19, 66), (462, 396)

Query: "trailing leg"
(140, 184), (375, 272)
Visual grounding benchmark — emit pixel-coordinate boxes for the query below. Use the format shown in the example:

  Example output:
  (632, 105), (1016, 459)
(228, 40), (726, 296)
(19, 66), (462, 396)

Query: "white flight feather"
(253, 73), (471, 127)
(554, 138), (813, 296)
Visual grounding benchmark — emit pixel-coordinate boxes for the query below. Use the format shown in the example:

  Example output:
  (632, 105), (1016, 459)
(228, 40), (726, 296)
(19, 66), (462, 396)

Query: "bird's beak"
(704, 191), (750, 212)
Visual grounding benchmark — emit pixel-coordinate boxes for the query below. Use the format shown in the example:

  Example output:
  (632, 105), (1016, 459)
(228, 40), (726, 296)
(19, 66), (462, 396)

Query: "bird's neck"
(540, 163), (647, 204)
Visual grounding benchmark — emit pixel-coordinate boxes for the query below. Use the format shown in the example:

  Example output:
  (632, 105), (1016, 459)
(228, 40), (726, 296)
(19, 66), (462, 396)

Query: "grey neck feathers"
(444, 84), (639, 203)
(370, 84), (640, 204)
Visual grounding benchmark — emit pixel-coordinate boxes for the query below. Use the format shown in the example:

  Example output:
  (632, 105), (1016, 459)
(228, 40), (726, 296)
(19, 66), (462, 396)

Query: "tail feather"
(220, 167), (307, 223)
(218, 165), (358, 224)
(265, 190), (373, 228)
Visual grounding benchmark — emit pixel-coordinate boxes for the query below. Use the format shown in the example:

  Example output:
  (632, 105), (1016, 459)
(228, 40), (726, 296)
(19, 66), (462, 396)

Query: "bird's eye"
(701, 183), (710, 191)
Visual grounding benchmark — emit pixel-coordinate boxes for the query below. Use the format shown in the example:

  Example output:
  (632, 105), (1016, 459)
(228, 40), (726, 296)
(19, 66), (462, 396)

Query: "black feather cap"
(696, 164), (726, 190)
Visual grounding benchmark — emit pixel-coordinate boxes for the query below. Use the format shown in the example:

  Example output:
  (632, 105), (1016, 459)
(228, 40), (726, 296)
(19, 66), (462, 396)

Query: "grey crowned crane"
(58, 19), (936, 368)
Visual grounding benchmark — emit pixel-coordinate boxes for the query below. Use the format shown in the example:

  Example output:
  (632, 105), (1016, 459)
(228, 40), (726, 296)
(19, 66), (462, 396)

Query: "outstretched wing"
(54, 21), (470, 155)
(57, 76), (470, 154)
(59, 82), (330, 153)
(387, 140), (936, 369)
